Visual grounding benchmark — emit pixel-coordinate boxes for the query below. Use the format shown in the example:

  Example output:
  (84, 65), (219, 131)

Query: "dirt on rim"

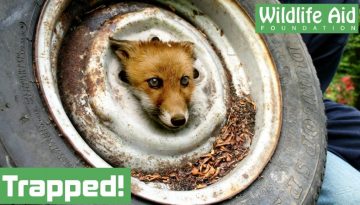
(132, 92), (256, 191)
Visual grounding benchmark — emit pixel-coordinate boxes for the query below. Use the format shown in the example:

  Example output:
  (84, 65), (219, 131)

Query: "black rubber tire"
(0, 0), (85, 167)
(0, 0), (326, 204)
(224, 1), (327, 204)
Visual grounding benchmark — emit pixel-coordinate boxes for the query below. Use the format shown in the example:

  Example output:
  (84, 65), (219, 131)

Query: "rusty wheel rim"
(35, 0), (282, 204)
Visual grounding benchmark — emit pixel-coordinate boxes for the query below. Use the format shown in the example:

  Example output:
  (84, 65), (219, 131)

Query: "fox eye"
(180, 76), (190, 87)
(147, 77), (163, 89)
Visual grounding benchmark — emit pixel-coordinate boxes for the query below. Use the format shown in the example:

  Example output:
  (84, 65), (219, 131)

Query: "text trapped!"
(0, 168), (131, 204)
(256, 4), (359, 33)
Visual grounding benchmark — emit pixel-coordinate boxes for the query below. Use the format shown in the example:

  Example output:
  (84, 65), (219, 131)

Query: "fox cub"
(110, 37), (199, 129)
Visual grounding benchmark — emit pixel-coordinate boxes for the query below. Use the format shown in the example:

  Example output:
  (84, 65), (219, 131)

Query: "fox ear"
(179, 41), (195, 56)
(109, 38), (136, 61)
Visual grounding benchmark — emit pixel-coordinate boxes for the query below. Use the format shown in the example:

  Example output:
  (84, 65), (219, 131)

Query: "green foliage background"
(340, 34), (360, 73)
(325, 31), (360, 109)
(339, 33), (360, 84)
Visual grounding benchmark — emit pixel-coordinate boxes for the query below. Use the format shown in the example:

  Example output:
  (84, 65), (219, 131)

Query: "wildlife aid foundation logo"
(256, 4), (359, 33)
(0, 168), (131, 204)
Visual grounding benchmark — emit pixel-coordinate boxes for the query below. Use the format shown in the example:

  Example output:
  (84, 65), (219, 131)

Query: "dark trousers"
(325, 100), (360, 170)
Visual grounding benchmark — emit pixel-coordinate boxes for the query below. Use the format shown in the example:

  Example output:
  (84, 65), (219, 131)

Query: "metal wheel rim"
(35, 0), (282, 204)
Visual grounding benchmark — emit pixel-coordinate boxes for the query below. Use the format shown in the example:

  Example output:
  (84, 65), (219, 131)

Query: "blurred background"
(325, 32), (360, 109)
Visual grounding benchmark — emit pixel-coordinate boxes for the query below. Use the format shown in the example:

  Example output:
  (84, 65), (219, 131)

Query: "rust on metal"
(132, 89), (255, 191)
(57, 3), (155, 169)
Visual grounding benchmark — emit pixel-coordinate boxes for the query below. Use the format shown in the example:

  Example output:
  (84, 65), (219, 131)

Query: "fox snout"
(133, 84), (192, 129)
(110, 37), (198, 130)
(158, 93), (189, 128)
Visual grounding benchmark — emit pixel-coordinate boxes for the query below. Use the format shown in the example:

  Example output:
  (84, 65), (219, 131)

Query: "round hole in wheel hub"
(35, 0), (282, 204)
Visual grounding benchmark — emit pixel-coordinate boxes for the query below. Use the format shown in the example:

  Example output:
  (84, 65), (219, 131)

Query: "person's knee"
(318, 152), (360, 205)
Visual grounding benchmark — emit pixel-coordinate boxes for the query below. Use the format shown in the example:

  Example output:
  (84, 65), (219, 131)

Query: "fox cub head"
(110, 37), (199, 129)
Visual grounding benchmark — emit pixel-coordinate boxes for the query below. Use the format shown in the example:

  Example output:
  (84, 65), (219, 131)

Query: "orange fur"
(110, 39), (196, 129)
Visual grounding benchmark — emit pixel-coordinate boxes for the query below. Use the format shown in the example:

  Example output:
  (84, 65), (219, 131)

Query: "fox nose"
(171, 115), (186, 127)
